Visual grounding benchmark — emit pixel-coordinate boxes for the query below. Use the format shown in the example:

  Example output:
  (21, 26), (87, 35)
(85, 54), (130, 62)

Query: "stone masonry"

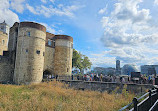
(0, 21), (73, 84)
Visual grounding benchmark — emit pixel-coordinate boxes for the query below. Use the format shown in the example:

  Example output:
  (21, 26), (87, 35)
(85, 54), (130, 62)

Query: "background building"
(116, 60), (121, 75)
(121, 64), (139, 75)
(93, 67), (115, 75)
(141, 65), (158, 75)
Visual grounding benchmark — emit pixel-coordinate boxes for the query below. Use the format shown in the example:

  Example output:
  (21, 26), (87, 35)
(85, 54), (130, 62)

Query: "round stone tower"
(53, 35), (73, 76)
(14, 22), (46, 84)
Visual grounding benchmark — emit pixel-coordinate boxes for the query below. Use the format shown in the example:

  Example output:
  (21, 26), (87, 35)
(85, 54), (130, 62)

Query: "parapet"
(53, 35), (73, 42)
(20, 22), (46, 33)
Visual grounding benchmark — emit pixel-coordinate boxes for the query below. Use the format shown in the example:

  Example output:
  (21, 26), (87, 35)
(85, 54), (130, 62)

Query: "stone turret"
(0, 31), (8, 55)
(0, 21), (10, 56)
(0, 20), (10, 35)
(14, 22), (46, 84)
(53, 35), (73, 76)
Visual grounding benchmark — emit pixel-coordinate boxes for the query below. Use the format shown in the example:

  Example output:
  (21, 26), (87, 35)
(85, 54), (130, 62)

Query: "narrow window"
(53, 41), (55, 47)
(67, 68), (69, 72)
(2, 40), (5, 45)
(43, 52), (45, 56)
(48, 39), (52, 46)
(26, 49), (28, 53)
(27, 32), (31, 37)
(36, 50), (40, 54)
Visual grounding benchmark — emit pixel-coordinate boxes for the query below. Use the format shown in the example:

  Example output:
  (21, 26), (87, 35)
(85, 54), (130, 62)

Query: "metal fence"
(119, 88), (158, 111)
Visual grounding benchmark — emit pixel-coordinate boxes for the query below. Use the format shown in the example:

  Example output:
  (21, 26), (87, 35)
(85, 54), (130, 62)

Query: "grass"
(0, 81), (135, 111)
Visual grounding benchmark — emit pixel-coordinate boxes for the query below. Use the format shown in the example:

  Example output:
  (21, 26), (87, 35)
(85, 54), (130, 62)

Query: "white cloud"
(26, 4), (82, 18)
(10, 0), (25, 13)
(26, 4), (39, 15)
(40, 22), (64, 34)
(41, 0), (47, 3)
(90, 54), (116, 67)
(98, 5), (108, 14)
(50, 0), (55, 3)
(40, 23), (56, 34)
(0, 0), (19, 26)
(154, 0), (158, 5)
(99, 0), (158, 66)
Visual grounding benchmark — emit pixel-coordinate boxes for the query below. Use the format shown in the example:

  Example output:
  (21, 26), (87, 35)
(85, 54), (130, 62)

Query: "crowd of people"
(71, 73), (157, 85)
(43, 73), (157, 85)
(72, 74), (117, 82)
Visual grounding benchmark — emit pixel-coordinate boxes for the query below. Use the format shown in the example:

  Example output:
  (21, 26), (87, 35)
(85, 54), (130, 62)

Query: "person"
(55, 75), (58, 81)
(84, 74), (87, 81)
(100, 74), (103, 82)
(71, 74), (74, 80)
(49, 75), (51, 79)
(77, 75), (79, 80)
(120, 76), (122, 83)
(87, 74), (90, 81)
(94, 74), (97, 81)
(122, 77), (125, 83)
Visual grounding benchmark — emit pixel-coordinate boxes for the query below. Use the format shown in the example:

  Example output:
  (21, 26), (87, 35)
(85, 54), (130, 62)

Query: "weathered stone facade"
(0, 21), (73, 84)
(54, 38), (73, 76)
(0, 57), (14, 82)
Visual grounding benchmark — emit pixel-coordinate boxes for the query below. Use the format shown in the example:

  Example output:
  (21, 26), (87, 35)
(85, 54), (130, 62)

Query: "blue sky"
(1, 0), (158, 69)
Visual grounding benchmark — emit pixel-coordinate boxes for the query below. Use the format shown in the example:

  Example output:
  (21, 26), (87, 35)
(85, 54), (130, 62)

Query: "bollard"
(133, 97), (138, 111)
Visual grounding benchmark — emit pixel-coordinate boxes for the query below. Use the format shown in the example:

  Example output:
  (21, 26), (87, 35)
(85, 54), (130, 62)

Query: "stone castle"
(0, 21), (73, 85)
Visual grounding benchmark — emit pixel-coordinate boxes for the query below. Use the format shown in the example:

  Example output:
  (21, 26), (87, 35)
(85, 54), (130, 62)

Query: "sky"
(1, 0), (158, 69)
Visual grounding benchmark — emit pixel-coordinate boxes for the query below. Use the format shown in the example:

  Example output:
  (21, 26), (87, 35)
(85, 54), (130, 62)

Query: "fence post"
(133, 97), (138, 111)
(149, 89), (152, 107)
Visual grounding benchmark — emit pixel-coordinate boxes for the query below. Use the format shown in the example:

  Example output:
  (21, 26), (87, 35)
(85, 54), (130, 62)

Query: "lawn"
(0, 81), (134, 111)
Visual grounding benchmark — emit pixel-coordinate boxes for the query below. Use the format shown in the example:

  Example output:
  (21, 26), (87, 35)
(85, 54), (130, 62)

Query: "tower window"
(48, 39), (52, 46)
(36, 50), (40, 54)
(67, 68), (69, 72)
(27, 32), (31, 37)
(53, 41), (55, 47)
(71, 43), (73, 48)
(43, 52), (45, 56)
(2, 40), (5, 45)
(26, 49), (28, 53)
(1, 26), (4, 30)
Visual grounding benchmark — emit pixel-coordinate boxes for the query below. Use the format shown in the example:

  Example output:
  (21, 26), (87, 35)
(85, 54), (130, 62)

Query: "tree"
(82, 55), (92, 71)
(72, 49), (83, 69)
(72, 49), (92, 73)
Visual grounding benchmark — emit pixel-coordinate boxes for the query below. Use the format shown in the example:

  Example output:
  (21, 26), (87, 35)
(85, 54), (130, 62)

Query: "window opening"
(36, 50), (40, 54)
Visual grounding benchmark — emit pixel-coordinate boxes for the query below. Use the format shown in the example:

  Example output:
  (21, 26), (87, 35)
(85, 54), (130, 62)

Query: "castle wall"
(14, 22), (46, 85)
(0, 31), (8, 55)
(54, 36), (73, 76)
(0, 57), (14, 82)
(43, 46), (55, 74)
(8, 22), (19, 51)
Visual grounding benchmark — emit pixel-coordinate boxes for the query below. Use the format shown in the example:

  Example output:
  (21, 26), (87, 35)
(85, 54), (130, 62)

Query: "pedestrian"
(100, 74), (103, 82)
(55, 75), (58, 81)
(77, 75), (79, 80)
(94, 74), (97, 81)
(122, 77), (125, 83)
(71, 74), (74, 80)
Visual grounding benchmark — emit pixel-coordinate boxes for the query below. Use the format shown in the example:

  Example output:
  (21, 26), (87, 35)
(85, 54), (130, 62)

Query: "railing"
(119, 88), (158, 111)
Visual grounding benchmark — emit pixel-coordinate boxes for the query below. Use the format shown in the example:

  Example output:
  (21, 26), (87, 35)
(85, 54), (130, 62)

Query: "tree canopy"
(72, 49), (92, 72)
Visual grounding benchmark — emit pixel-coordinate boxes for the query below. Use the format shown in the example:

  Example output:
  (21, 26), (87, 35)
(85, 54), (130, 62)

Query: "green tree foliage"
(72, 49), (92, 72)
